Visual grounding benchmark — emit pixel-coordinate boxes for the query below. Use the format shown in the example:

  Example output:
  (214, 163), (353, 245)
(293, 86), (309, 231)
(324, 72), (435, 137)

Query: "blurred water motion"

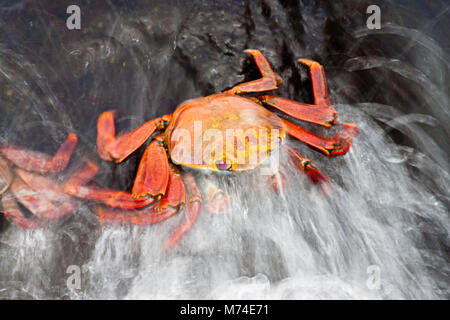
(0, 0), (448, 299)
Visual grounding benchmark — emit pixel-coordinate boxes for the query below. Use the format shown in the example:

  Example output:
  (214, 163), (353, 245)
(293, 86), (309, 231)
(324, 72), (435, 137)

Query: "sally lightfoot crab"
(64, 49), (358, 247)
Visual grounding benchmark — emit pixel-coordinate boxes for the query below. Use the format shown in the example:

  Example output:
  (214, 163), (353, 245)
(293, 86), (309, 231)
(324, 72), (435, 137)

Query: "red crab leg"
(256, 95), (337, 127)
(1, 191), (43, 228)
(0, 156), (13, 195)
(63, 161), (155, 209)
(96, 164), (186, 225)
(62, 159), (138, 206)
(65, 185), (156, 209)
(64, 140), (170, 209)
(11, 176), (77, 219)
(14, 169), (79, 217)
(15, 168), (66, 198)
(0, 133), (78, 175)
(282, 119), (358, 157)
(298, 58), (331, 106)
(165, 172), (202, 249)
(225, 49), (282, 95)
(63, 159), (99, 190)
(283, 145), (328, 184)
(63, 159), (133, 208)
(97, 110), (166, 163)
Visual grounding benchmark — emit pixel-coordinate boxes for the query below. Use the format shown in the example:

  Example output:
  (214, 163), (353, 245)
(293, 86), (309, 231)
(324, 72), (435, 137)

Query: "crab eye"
(216, 160), (231, 171)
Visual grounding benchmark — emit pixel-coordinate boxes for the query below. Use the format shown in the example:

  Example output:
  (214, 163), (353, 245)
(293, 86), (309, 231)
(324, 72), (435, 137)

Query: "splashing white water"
(0, 3), (448, 299)
(63, 105), (447, 299)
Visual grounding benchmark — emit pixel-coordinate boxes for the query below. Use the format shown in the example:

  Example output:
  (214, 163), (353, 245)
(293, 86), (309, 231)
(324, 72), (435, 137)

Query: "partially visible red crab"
(0, 133), (81, 228)
(63, 49), (358, 248)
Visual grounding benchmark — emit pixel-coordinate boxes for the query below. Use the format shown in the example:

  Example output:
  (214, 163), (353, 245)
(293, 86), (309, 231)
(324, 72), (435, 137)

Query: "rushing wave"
(0, 0), (448, 299)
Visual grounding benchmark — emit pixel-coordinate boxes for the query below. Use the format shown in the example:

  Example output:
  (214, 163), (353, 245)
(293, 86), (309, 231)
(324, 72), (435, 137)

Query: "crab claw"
(95, 164), (186, 225)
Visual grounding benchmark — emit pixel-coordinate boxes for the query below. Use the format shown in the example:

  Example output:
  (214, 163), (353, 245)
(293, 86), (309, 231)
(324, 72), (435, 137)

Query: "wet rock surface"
(0, 0), (448, 299)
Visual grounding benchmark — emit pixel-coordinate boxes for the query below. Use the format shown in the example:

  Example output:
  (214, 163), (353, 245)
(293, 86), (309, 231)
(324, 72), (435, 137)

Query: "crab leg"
(165, 172), (202, 249)
(65, 186), (156, 209)
(97, 110), (166, 163)
(13, 169), (79, 218)
(63, 159), (153, 209)
(0, 156), (13, 195)
(16, 168), (67, 198)
(225, 49), (282, 95)
(63, 159), (99, 190)
(282, 119), (358, 157)
(298, 58), (331, 106)
(256, 95), (337, 127)
(0, 133), (78, 175)
(283, 145), (328, 184)
(1, 191), (43, 228)
(11, 176), (77, 219)
(65, 140), (170, 209)
(62, 159), (156, 208)
(96, 164), (186, 225)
